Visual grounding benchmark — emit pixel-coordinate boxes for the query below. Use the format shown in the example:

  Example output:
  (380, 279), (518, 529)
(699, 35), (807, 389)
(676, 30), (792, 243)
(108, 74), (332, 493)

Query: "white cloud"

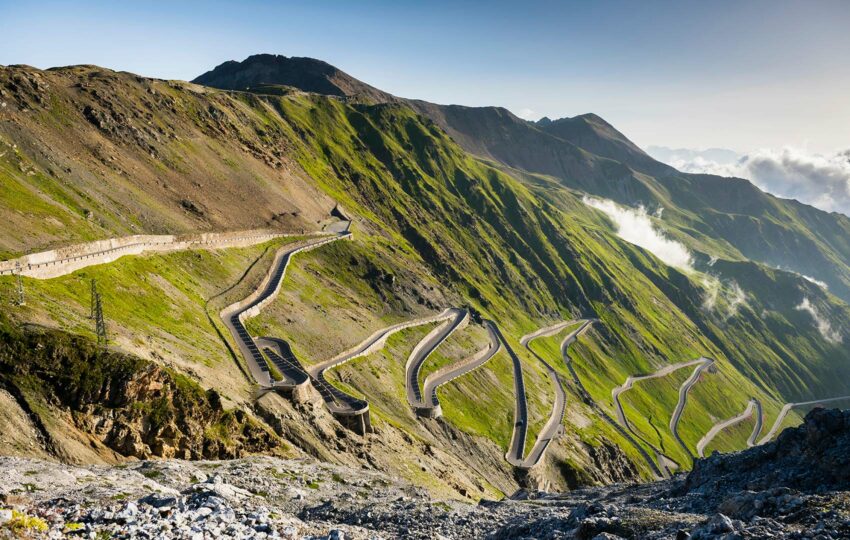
(582, 196), (694, 271)
(727, 281), (747, 317)
(702, 277), (720, 310)
(648, 146), (850, 217)
(795, 297), (843, 343)
(702, 276), (748, 319)
(802, 275), (829, 290)
(515, 108), (538, 121)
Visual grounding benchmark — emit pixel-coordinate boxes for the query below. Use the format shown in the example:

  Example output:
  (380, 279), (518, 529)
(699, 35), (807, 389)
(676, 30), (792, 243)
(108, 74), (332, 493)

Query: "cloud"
(795, 297), (843, 343)
(648, 146), (850, 217)
(801, 275), (829, 290)
(582, 196), (694, 271)
(702, 276), (748, 319)
(515, 108), (538, 121)
(727, 281), (748, 317)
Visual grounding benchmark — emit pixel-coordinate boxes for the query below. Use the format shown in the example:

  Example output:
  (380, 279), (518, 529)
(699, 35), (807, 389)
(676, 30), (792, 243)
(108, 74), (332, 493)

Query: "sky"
(1, 0), (849, 155)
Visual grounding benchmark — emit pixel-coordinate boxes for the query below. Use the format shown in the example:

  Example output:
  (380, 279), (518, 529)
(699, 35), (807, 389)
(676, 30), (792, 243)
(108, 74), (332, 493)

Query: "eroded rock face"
(0, 321), (283, 462)
(685, 408), (850, 496)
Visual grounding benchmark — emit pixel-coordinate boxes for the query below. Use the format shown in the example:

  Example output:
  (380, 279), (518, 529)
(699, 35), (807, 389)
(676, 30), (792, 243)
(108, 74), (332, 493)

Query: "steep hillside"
(192, 55), (850, 304)
(1, 61), (849, 498)
(0, 64), (332, 257)
(0, 313), (288, 464)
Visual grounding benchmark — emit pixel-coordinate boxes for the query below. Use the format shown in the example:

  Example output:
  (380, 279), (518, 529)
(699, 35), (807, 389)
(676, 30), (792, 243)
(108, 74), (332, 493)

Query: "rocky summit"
(1, 408), (848, 539)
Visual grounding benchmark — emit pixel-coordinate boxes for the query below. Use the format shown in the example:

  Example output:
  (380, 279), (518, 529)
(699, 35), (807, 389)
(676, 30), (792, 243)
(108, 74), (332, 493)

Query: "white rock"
(196, 507), (214, 518)
(0, 509), (12, 524)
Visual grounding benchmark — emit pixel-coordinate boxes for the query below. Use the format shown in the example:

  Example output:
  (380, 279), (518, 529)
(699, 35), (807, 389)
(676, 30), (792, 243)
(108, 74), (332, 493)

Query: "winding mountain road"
(406, 308), (469, 409)
(757, 395), (850, 445)
(560, 323), (665, 479)
(221, 232), (351, 387)
(417, 321), (502, 417)
(669, 357), (714, 459)
(747, 398), (764, 447)
(254, 337), (310, 388)
(307, 308), (461, 414)
(612, 358), (710, 430)
(16, 214), (836, 469)
(608, 358), (717, 477)
(512, 320), (594, 469)
(696, 398), (758, 457)
(0, 230), (297, 279)
(491, 322), (530, 468)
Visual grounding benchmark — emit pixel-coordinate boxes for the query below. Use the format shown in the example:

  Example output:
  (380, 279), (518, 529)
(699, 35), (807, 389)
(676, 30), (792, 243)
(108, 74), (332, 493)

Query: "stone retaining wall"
(0, 229), (310, 279)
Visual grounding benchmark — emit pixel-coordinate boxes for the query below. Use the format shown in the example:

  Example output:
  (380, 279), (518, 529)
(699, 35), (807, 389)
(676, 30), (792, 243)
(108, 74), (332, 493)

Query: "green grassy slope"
(0, 237), (308, 403)
(2, 64), (848, 487)
(249, 92), (848, 467)
(408, 102), (850, 304)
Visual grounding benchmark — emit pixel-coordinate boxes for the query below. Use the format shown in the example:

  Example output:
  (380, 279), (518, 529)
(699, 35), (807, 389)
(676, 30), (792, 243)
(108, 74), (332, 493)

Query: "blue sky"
(1, 0), (849, 152)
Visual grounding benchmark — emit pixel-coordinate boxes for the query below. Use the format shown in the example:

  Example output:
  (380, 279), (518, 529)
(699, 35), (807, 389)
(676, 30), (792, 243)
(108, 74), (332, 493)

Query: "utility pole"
(14, 273), (25, 306)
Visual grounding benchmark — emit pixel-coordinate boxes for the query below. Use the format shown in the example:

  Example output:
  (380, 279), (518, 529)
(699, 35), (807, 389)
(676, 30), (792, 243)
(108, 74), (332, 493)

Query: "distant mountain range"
(195, 54), (850, 303)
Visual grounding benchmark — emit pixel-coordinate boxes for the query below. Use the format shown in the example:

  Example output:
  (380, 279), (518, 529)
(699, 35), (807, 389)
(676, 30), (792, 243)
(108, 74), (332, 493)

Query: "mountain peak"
(537, 112), (670, 175)
(192, 53), (394, 102)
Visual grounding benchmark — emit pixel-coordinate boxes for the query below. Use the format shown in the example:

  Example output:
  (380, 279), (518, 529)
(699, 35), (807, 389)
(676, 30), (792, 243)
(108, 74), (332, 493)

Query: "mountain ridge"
(191, 54), (850, 302)
(193, 53), (395, 103)
(1, 58), (849, 501)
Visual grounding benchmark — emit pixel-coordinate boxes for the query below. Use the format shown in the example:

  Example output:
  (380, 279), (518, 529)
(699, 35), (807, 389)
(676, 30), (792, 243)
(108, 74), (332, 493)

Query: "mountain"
(1, 58), (849, 501)
(193, 53), (394, 102)
(195, 55), (850, 303)
(536, 113), (671, 176)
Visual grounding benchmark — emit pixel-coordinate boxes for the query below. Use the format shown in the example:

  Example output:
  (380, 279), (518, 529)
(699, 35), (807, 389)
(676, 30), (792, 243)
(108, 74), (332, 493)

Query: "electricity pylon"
(94, 291), (107, 347)
(14, 273), (25, 306)
(90, 279), (107, 346)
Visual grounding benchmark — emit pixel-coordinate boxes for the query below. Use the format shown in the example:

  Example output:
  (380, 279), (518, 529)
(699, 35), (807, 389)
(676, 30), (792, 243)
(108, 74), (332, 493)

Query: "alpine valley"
(0, 53), (849, 539)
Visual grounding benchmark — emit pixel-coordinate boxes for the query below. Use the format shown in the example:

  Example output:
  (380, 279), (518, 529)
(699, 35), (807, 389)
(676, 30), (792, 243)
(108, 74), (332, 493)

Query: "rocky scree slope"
(1, 409), (849, 539)
(0, 315), (287, 464)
